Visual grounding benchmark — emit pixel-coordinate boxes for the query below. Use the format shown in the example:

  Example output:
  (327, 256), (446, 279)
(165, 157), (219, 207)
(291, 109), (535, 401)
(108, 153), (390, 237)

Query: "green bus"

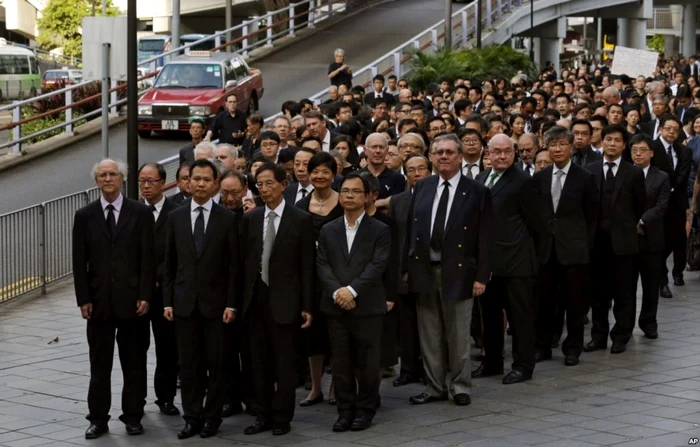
(0, 41), (41, 101)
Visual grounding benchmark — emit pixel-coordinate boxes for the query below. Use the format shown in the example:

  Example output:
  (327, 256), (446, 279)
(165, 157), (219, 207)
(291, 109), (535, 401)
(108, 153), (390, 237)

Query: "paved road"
(0, 0), (458, 215)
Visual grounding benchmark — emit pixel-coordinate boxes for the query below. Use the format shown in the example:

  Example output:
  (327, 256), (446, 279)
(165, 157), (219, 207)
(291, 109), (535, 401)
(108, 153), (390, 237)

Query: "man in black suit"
(283, 148), (315, 204)
(178, 117), (206, 165)
(387, 154), (432, 387)
(571, 120), (602, 166)
(473, 135), (540, 384)
(584, 124), (647, 355)
(640, 95), (669, 139)
(170, 162), (191, 206)
(405, 134), (494, 407)
(533, 126), (598, 366)
(317, 172), (391, 432)
(364, 74), (396, 107)
(138, 163), (180, 417)
(630, 134), (670, 339)
(240, 163), (314, 437)
(72, 159), (155, 439)
(163, 158), (239, 439)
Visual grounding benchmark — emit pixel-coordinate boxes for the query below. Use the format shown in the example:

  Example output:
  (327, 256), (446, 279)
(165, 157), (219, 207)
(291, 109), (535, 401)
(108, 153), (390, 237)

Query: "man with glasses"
(398, 133), (426, 160)
(405, 134), (494, 407)
(258, 131), (281, 163)
(272, 116), (293, 150)
(426, 117), (447, 142)
(458, 128), (483, 179)
(361, 133), (406, 210)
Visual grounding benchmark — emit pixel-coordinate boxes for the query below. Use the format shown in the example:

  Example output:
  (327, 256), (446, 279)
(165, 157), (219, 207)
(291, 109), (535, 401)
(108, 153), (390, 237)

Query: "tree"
(647, 35), (665, 55)
(37, 0), (120, 58)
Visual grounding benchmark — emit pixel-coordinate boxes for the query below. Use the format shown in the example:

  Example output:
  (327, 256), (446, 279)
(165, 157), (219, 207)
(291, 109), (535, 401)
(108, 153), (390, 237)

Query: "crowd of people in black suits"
(72, 53), (700, 440)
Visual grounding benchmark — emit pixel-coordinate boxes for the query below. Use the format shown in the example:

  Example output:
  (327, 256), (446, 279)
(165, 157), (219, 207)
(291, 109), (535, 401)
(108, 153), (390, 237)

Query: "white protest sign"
(611, 46), (659, 78)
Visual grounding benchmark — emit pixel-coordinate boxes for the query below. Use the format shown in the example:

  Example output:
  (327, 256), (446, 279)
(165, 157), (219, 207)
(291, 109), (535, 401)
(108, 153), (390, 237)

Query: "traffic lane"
(0, 123), (186, 215)
(255, 0), (459, 117)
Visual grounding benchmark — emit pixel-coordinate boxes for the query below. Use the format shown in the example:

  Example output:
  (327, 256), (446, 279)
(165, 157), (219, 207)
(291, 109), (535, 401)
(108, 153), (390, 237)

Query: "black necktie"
(301, 188), (308, 198)
(149, 204), (157, 221)
(605, 162), (616, 181)
(430, 181), (450, 253)
(667, 145), (674, 170)
(194, 206), (205, 256)
(573, 151), (584, 166)
(106, 204), (116, 238)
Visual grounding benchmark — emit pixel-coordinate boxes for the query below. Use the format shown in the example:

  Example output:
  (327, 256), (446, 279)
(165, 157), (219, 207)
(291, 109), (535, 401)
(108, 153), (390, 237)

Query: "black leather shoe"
(502, 370), (530, 385)
(660, 284), (673, 298)
(200, 422), (219, 438)
(610, 342), (626, 354)
(244, 420), (272, 435)
(332, 417), (352, 432)
(272, 423), (291, 436)
(221, 402), (243, 417)
(381, 366), (396, 378)
(674, 277), (685, 286)
(157, 402), (180, 416)
(534, 350), (552, 362)
(409, 392), (447, 405)
(644, 331), (659, 339)
(299, 393), (323, 407)
(454, 393), (471, 406)
(177, 423), (201, 439)
(393, 374), (421, 386)
(350, 417), (372, 431)
(125, 423), (143, 436)
(85, 424), (108, 439)
(472, 363), (503, 378)
(564, 355), (579, 366)
(583, 340), (607, 352)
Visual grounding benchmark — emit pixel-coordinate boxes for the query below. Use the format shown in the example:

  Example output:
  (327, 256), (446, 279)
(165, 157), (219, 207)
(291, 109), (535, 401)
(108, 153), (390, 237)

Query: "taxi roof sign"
(188, 51), (211, 57)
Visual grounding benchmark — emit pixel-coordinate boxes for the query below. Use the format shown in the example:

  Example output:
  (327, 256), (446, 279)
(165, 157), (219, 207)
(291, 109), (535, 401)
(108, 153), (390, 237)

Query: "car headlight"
(138, 105), (152, 115)
(189, 106), (210, 116)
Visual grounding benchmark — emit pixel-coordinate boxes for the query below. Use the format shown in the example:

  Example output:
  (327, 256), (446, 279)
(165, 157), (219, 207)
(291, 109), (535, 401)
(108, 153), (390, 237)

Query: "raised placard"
(81, 17), (128, 81)
(611, 46), (659, 78)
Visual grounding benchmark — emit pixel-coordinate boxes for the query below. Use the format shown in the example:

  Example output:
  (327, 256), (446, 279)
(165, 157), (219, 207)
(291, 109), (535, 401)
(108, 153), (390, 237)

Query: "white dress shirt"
(264, 199), (285, 241)
(603, 156), (621, 177)
(652, 119), (661, 140)
(461, 160), (480, 178)
(552, 160), (572, 190)
(660, 136), (677, 168)
(333, 212), (365, 301)
(101, 193), (124, 224)
(322, 130), (331, 153)
(146, 195), (165, 221)
(642, 165), (650, 178)
(296, 184), (314, 204)
(190, 198), (213, 233)
(521, 161), (534, 176)
(430, 172), (461, 261)
(212, 192), (221, 204)
(486, 170), (503, 187)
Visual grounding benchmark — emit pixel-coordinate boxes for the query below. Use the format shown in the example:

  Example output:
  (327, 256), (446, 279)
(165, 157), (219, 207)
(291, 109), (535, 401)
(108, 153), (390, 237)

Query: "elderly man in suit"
(388, 154), (432, 386)
(163, 158), (239, 439)
(138, 163), (180, 416)
(629, 133), (670, 339)
(473, 135), (540, 384)
(317, 172), (391, 432)
(72, 159), (155, 439)
(405, 133), (494, 407)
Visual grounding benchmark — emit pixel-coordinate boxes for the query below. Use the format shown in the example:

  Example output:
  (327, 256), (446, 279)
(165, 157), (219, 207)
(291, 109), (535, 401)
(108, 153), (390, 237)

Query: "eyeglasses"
(407, 166), (430, 174)
(461, 138), (481, 145)
(138, 179), (164, 185)
(256, 181), (279, 189)
(260, 142), (279, 148)
(340, 188), (365, 196)
(662, 126), (679, 133)
(630, 148), (651, 154)
(547, 142), (571, 149)
(490, 149), (514, 157)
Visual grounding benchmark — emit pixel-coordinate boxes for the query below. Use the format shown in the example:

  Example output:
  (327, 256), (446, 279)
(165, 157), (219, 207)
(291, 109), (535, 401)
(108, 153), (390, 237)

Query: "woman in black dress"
(332, 135), (360, 176)
(296, 152), (344, 406)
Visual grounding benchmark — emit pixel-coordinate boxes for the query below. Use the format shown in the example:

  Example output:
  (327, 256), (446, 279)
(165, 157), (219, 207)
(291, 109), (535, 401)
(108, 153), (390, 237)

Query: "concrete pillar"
(532, 37), (541, 68)
(597, 17), (603, 52)
(627, 18), (647, 50)
(541, 38), (561, 75)
(681, 4), (697, 57)
(617, 19), (628, 48)
(665, 35), (676, 57)
(535, 17), (565, 74)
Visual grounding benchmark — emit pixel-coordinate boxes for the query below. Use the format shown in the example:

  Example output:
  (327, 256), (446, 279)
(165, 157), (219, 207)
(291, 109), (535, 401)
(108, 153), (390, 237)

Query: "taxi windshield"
(153, 63), (223, 89)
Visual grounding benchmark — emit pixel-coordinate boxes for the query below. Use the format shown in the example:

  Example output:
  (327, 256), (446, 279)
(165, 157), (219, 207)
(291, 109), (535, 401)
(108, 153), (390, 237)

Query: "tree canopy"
(37, 0), (120, 58)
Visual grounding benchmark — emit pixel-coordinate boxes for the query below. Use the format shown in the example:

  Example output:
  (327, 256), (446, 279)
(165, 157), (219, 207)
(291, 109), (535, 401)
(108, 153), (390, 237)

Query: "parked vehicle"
(41, 69), (83, 88)
(0, 39), (41, 100)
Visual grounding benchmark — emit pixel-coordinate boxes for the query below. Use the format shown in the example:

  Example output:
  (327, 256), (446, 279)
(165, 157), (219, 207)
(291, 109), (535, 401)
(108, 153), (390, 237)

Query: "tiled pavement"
(1, 279), (700, 447)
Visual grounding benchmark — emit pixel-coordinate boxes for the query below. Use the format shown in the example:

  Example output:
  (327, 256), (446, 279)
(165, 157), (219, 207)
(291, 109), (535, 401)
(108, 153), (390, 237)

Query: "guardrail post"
(393, 52), (401, 78)
(431, 29), (439, 49)
(150, 60), (156, 73)
(308, 0), (316, 28)
(486, 0), (492, 26)
(413, 39), (420, 51)
(461, 10), (468, 46)
(110, 80), (118, 114)
(11, 102), (20, 154)
(328, 0), (333, 18)
(39, 205), (46, 295)
(371, 66), (378, 77)
(65, 88), (73, 136)
(289, 4), (296, 36)
(214, 33), (222, 51)
(266, 14), (273, 47)
(497, 0), (502, 19)
(242, 24), (249, 57)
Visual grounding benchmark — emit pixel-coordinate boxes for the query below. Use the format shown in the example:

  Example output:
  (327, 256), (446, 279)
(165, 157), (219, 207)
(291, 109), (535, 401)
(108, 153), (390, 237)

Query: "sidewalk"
(1, 278), (700, 446)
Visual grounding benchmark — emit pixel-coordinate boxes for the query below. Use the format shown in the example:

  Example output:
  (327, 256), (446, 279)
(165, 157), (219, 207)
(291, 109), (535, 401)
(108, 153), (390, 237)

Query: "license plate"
(161, 120), (178, 130)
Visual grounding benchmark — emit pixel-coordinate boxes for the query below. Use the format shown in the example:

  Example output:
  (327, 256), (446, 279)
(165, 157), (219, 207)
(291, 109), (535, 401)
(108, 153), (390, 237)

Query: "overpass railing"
(0, 0), (347, 156)
(0, 0), (525, 303)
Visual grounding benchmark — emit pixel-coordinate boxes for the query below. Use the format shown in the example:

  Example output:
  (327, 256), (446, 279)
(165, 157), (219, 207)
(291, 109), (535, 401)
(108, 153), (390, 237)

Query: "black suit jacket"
(178, 142), (195, 165)
(476, 166), (539, 277)
(405, 175), (494, 300)
(572, 147), (602, 166)
(370, 211), (399, 303)
(364, 91), (396, 107)
(72, 198), (155, 320)
(240, 204), (315, 325)
(163, 202), (239, 319)
(151, 198), (179, 307)
(649, 139), (691, 212)
(640, 166), (670, 253)
(532, 163), (599, 266)
(388, 190), (412, 295)
(170, 191), (189, 206)
(640, 119), (658, 138)
(317, 215), (391, 316)
(587, 160), (647, 256)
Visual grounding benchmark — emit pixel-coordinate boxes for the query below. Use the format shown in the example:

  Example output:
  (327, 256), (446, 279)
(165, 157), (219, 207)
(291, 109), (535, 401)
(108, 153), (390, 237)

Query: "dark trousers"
(223, 319), (243, 406)
(175, 308), (226, 426)
(590, 232), (638, 344)
(637, 250), (662, 334)
(662, 209), (687, 282)
(380, 306), (398, 368)
(249, 279), (299, 425)
(86, 316), (149, 425)
(482, 276), (536, 375)
(397, 293), (421, 378)
(150, 300), (178, 406)
(327, 314), (383, 421)
(535, 250), (589, 358)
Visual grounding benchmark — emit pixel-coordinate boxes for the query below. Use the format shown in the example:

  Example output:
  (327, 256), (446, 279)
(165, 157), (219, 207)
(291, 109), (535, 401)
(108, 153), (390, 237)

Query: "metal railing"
(0, 0), (346, 156)
(647, 8), (673, 30)
(0, 0), (525, 303)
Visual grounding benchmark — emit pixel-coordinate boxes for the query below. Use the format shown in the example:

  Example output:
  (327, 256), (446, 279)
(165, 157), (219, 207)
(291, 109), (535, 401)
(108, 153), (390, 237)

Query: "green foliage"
(37, 0), (120, 58)
(10, 105), (88, 145)
(647, 35), (665, 55)
(407, 45), (537, 92)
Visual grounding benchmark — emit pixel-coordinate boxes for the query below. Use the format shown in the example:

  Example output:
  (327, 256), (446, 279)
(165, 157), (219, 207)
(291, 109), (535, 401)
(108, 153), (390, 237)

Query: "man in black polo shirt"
(361, 133), (406, 210)
(206, 93), (247, 146)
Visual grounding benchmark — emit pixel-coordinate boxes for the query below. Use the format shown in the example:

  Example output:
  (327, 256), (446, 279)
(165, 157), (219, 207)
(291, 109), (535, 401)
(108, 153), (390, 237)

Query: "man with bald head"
(398, 88), (413, 104)
(516, 133), (538, 176)
(601, 87), (622, 107)
(361, 133), (406, 209)
(472, 135), (539, 384)
(73, 159), (155, 439)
